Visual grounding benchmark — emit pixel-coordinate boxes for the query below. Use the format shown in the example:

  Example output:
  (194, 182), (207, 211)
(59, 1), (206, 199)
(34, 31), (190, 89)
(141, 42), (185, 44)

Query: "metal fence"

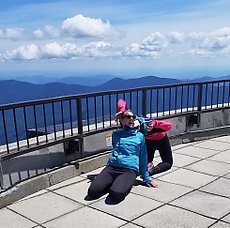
(0, 79), (229, 190)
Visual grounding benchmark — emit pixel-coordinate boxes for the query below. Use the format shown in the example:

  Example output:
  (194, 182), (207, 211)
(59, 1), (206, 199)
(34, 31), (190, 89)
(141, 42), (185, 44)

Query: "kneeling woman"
(87, 109), (157, 203)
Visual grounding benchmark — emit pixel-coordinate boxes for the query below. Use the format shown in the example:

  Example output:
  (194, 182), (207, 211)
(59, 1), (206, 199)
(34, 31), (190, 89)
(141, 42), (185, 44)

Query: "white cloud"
(61, 14), (116, 39)
(123, 32), (167, 58)
(33, 25), (60, 39)
(2, 26), (230, 62)
(2, 41), (114, 61)
(41, 42), (70, 59)
(3, 44), (40, 61)
(80, 41), (113, 57)
(167, 31), (186, 43)
(0, 27), (25, 40)
(1, 15), (121, 42)
(142, 32), (167, 51)
(121, 27), (230, 59)
(41, 41), (113, 59)
(188, 49), (213, 58)
(210, 27), (230, 38)
(187, 27), (230, 57)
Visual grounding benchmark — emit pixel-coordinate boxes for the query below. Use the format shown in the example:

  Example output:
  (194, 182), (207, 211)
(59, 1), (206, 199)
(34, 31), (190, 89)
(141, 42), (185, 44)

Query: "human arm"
(139, 134), (157, 187)
(135, 116), (148, 135)
(147, 120), (173, 133)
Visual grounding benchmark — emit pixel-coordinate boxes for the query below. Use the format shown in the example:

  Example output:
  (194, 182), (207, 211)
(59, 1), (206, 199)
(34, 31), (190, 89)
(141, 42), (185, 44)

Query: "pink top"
(145, 120), (173, 141)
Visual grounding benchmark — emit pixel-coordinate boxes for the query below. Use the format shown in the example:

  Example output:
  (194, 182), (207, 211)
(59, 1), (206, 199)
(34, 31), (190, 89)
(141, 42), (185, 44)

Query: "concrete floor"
(0, 135), (230, 228)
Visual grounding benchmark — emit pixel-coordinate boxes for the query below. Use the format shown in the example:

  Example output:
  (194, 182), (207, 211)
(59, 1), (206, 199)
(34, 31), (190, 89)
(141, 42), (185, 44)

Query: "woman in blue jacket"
(87, 109), (157, 203)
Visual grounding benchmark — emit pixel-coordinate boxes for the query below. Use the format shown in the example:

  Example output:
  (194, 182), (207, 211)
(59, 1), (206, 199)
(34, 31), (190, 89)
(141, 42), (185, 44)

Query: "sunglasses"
(121, 114), (136, 119)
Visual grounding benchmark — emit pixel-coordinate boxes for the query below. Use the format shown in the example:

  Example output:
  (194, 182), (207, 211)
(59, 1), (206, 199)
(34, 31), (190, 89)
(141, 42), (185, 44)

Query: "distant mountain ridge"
(97, 76), (181, 91)
(0, 74), (229, 105)
(185, 75), (230, 82)
(57, 75), (114, 86)
(4, 74), (230, 86)
(5, 75), (115, 86)
(0, 80), (93, 104)
(0, 76), (182, 104)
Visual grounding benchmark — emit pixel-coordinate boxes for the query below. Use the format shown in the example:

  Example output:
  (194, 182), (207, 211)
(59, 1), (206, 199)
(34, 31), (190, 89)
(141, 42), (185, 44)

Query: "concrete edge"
(0, 151), (112, 209)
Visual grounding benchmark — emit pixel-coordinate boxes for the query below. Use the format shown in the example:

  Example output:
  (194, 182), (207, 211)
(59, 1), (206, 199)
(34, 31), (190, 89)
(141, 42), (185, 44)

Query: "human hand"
(146, 180), (158, 188)
(146, 120), (156, 132)
(146, 125), (153, 132)
(134, 120), (140, 128)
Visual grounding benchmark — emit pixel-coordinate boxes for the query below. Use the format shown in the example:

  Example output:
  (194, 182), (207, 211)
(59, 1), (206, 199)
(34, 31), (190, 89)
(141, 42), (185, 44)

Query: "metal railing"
(0, 79), (230, 190)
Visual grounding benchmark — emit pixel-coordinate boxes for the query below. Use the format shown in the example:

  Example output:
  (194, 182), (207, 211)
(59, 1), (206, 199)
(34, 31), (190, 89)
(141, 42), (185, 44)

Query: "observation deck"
(0, 79), (230, 227)
(0, 135), (230, 227)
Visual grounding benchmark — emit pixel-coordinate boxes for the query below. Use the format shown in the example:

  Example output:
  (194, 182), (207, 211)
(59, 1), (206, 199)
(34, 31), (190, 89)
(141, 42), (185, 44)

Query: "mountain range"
(0, 76), (182, 104)
(0, 74), (229, 105)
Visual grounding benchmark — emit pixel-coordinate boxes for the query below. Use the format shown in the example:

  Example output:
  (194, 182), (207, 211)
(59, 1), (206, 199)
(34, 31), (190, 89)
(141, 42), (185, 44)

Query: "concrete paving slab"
(221, 213), (230, 223)
(120, 223), (143, 228)
(171, 190), (230, 219)
(172, 153), (200, 168)
(174, 145), (221, 159)
(171, 143), (190, 151)
(194, 140), (230, 151)
(209, 221), (230, 228)
(136, 166), (179, 180)
(1, 135), (230, 228)
(209, 150), (230, 164)
(210, 135), (230, 143)
(53, 179), (101, 205)
(132, 180), (192, 203)
(8, 191), (82, 224)
(151, 155), (161, 165)
(43, 206), (126, 228)
(200, 178), (230, 198)
(186, 159), (230, 176)
(153, 150), (160, 158)
(47, 175), (86, 191)
(0, 207), (37, 228)
(133, 204), (215, 228)
(17, 189), (48, 202)
(90, 192), (162, 221)
(153, 166), (180, 179)
(158, 168), (216, 188)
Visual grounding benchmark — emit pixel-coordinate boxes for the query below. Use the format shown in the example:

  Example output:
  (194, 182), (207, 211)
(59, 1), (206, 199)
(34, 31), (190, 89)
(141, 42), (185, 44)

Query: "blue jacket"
(107, 127), (151, 184)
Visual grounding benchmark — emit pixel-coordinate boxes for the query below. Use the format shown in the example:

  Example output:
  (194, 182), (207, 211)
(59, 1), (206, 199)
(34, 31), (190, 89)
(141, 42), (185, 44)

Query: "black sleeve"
(146, 127), (165, 135)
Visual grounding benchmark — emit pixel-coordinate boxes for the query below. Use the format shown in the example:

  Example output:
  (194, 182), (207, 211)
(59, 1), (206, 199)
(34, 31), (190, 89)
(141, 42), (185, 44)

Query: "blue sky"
(0, 0), (230, 79)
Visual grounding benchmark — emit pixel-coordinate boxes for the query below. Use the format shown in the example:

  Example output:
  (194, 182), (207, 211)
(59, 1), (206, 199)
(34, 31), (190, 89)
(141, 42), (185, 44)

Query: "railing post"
(142, 89), (147, 116)
(196, 84), (203, 127)
(0, 158), (4, 189)
(76, 98), (84, 156)
(197, 84), (203, 112)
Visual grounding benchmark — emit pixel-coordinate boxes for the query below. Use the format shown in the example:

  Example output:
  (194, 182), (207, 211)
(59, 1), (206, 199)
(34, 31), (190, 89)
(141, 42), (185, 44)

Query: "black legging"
(146, 135), (173, 175)
(88, 165), (137, 203)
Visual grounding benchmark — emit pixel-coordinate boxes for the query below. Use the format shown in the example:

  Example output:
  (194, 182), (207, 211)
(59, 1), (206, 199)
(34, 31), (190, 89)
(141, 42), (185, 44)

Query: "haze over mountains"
(0, 74), (229, 105)
(4, 74), (230, 86)
(6, 75), (112, 86)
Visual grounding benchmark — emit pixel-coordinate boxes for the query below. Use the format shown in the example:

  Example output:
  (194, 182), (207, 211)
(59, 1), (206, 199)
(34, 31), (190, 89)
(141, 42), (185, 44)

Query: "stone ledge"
(0, 150), (112, 209)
